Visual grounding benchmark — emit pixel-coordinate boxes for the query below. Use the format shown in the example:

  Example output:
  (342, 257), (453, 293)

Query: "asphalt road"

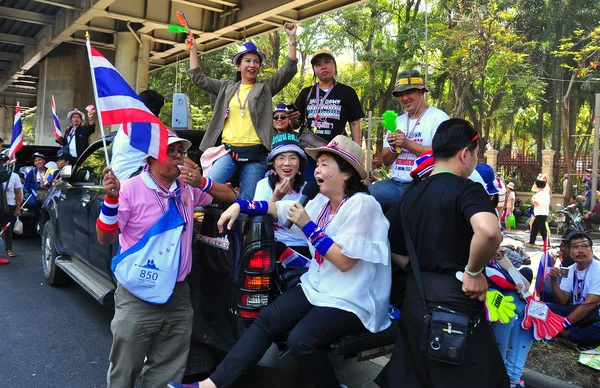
(0, 236), (384, 388)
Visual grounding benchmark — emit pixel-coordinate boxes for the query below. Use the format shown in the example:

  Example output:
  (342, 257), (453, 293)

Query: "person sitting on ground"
(187, 23), (298, 200)
(23, 152), (54, 222)
(548, 232), (600, 346)
(0, 153), (22, 263)
(525, 178), (550, 248)
(59, 108), (95, 158)
(170, 135), (391, 388)
(583, 199), (600, 233)
(272, 103), (296, 135)
(540, 230), (577, 303)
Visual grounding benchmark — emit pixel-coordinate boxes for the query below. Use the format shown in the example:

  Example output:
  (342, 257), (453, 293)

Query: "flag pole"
(85, 31), (111, 167)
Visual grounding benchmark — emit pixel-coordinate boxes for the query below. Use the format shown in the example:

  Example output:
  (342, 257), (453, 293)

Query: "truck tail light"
(240, 293), (269, 308)
(246, 250), (271, 272)
(243, 275), (270, 290)
(238, 310), (261, 319)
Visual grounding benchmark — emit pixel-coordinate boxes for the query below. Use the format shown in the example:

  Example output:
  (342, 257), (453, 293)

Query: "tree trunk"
(537, 105), (544, 163)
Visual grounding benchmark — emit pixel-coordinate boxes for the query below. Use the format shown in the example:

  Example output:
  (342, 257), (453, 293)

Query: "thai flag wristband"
(563, 317), (572, 328)
(301, 221), (335, 257)
(389, 146), (398, 154)
(235, 200), (269, 215)
(96, 195), (119, 233)
(200, 177), (213, 193)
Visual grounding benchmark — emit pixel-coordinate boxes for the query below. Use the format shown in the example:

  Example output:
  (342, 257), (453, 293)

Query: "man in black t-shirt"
(382, 118), (507, 387)
(291, 49), (364, 144)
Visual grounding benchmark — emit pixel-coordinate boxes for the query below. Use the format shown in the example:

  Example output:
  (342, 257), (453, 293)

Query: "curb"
(523, 368), (583, 388)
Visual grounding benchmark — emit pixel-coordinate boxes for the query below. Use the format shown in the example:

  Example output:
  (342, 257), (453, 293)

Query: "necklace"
(236, 83), (255, 117)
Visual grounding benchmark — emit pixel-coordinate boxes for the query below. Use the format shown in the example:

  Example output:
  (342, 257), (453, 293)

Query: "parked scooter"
(556, 203), (584, 234)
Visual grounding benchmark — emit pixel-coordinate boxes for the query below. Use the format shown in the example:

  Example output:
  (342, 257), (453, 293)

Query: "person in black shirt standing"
(290, 49), (364, 181)
(383, 118), (508, 387)
(60, 108), (96, 158)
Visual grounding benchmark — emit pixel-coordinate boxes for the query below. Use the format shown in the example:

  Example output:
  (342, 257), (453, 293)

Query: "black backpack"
(0, 163), (12, 217)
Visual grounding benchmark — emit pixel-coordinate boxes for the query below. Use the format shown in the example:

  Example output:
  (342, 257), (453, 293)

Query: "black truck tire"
(41, 221), (69, 285)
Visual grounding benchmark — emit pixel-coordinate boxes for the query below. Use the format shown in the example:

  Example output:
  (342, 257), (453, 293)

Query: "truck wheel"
(41, 221), (69, 285)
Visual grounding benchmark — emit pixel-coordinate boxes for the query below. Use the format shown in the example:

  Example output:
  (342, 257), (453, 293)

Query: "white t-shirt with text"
(560, 259), (600, 305)
(383, 106), (449, 182)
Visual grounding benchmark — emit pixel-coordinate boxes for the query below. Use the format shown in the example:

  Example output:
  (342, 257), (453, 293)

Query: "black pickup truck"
(40, 131), (398, 377)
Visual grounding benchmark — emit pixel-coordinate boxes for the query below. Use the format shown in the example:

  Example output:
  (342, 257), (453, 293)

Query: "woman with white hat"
(186, 23), (298, 200)
(60, 108), (95, 158)
(170, 135), (391, 388)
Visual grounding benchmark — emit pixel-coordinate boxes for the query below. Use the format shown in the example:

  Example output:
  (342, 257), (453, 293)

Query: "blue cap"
(232, 42), (266, 65)
(469, 164), (500, 195)
(273, 103), (289, 113)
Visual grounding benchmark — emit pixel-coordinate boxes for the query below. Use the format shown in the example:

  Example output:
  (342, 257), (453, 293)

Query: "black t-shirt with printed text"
(386, 173), (497, 276)
(295, 82), (365, 142)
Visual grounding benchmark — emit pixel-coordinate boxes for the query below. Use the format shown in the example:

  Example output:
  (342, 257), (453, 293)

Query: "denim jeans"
(207, 153), (266, 200)
(368, 179), (411, 214)
(584, 193), (591, 211)
(492, 292), (532, 383)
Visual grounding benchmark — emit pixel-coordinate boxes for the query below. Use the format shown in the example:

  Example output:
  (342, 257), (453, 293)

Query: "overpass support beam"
(114, 32), (151, 94)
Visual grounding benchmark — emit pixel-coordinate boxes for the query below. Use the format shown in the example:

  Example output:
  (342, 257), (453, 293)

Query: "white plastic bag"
(13, 216), (23, 235)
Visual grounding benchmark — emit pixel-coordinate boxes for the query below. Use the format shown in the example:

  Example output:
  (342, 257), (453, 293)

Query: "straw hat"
(305, 135), (366, 180)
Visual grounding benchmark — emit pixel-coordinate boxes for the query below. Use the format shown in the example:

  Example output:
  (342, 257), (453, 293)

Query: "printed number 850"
(140, 270), (158, 280)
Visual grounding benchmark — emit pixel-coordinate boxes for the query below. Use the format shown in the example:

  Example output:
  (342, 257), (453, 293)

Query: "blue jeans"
(368, 179), (411, 214)
(492, 292), (532, 383)
(207, 153), (266, 200)
(547, 303), (600, 346)
(584, 193), (591, 211)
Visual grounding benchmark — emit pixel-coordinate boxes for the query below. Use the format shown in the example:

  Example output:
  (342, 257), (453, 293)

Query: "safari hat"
(268, 133), (306, 163)
(311, 49), (336, 66)
(232, 42), (266, 65)
(66, 108), (85, 124)
(392, 69), (430, 96)
(305, 135), (366, 180)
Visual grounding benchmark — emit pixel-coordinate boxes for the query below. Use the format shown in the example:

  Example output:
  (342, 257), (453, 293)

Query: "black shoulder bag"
(401, 203), (470, 365)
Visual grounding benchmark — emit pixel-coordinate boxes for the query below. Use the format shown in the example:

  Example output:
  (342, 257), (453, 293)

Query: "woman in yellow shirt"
(187, 23), (298, 199)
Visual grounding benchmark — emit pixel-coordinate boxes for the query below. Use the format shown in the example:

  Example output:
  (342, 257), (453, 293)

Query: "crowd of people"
(2, 22), (599, 388)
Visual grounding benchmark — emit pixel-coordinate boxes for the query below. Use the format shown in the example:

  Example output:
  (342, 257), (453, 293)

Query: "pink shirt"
(117, 172), (213, 281)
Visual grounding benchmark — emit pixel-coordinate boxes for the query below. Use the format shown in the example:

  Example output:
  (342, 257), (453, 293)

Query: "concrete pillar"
(136, 34), (151, 93)
(115, 32), (138, 90)
(486, 149), (499, 171)
(0, 107), (6, 142)
(542, 149), (556, 184)
(34, 43), (115, 145)
(1, 108), (14, 145)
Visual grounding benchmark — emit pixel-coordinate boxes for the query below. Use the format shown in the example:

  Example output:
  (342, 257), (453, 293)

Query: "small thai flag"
(534, 237), (552, 298)
(280, 248), (311, 268)
(51, 95), (62, 141)
(8, 103), (23, 160)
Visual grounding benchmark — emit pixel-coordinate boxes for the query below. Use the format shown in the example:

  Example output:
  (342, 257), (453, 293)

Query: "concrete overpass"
(0, 0), (364, 145)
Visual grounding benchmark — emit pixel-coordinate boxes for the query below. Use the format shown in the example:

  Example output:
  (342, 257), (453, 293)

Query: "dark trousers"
(584, 215), (600, 231)
(210, 285), (364, 388)
(547, 303), (600, 346)
(529, 215), (548, 244)
(0, 205), (15, 251)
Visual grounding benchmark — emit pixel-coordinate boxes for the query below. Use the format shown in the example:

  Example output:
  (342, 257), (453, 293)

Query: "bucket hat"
(268, 133), (306, 163)
(392, 69), (430, 96)
(305, 135), (366, 180)
(66, 108), (85, 124)
(469, 164), (500, 195)
(232, 42), (266, 65)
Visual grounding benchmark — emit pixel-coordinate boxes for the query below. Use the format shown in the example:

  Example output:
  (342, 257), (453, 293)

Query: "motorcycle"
(555, 203), (584, 234)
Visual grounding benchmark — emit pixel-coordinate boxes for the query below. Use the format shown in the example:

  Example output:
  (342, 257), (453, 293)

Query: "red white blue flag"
(534, 237), (552, 298)
(280, 247), (311, 268)
(8, 103), (23, 160)
(86, 44), (168, 163)
(51, 95), (62, 141)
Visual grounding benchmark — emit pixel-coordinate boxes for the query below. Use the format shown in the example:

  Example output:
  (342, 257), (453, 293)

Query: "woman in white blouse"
(173, 135), (391, 388)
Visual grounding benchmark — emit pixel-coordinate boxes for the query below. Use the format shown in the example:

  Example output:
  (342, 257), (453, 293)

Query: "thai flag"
(51, 95), (62, 141)
(87, 44), (168, 162)
(534, 237), (552, 298)
(8, 103), (23, 160)
(280, 247), (310, 268)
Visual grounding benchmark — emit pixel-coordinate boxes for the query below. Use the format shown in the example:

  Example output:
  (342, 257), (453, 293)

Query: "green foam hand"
(485, 289), (517, 324)
(381, 110), (398, 133)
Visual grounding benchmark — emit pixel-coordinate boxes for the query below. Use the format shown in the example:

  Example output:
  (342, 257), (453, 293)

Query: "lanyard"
(404, 106), (429, 138)
(313, 195), (348, 265)
(37, 169), (46, 183)
(314, 82), (336, 122)
(236, 83), (255, 117)
(146, 172), (189, 230)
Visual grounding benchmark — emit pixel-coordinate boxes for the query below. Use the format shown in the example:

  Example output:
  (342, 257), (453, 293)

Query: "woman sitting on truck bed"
(253, 133), (310, 271)
(170, 135), (391, 388)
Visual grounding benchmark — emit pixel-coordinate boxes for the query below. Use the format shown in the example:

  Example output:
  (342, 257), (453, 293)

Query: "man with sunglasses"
(97, 132), (236, 387)
(369, 70), (449, 213)
(549, 232), (600, 346)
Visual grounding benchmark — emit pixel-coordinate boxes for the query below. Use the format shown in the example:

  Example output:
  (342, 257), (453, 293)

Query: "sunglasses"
(167, 147), (188, 158)
(273, 115), (288, 121)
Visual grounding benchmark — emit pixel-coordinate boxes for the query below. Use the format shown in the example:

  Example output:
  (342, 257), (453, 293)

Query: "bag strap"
(400, 201), (427, 305)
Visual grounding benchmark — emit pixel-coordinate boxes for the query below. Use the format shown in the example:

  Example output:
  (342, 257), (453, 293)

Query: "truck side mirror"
(60, 165), (73, 180)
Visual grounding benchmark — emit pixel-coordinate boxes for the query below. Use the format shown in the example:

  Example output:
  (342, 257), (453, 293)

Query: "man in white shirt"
(549, 232), (600, 346)
(0, 153), (22, 263)
(369, 70), (449, 213)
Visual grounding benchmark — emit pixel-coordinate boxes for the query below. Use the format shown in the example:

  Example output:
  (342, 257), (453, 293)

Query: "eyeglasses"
(570, 243), (591, 250)
(167, 147), (188, 158)
(275, 155), (300, 163)
(273, 115), (288, 121)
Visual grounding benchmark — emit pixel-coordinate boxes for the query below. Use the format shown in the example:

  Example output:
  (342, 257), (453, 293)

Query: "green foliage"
(22, 114), (35, 145)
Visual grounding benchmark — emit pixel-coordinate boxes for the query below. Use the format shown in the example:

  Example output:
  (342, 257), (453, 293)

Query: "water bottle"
(388, 304), (401, 320)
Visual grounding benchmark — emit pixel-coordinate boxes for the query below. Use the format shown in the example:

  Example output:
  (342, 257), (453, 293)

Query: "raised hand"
(102, 167), (120, 198)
